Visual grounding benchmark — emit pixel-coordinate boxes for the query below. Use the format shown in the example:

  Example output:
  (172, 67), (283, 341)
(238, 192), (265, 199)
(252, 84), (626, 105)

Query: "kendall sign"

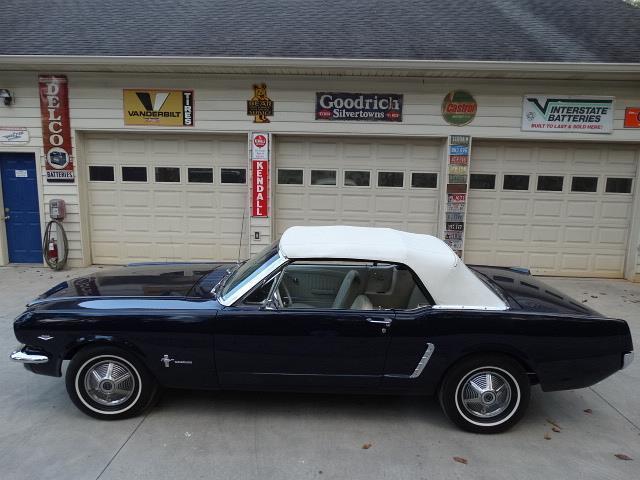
(316, 92), (403, 121)
(39, 75), (74, 182)
(522, 95), (614, 134)
(251, 133), (270, 217)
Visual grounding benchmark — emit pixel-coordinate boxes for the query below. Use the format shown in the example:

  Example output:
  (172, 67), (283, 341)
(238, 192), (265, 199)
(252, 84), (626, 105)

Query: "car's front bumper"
(10, 345), (49, 364)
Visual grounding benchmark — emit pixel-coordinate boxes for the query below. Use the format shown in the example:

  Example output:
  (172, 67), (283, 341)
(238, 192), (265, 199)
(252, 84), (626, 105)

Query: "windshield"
(220, 241), (280, 300)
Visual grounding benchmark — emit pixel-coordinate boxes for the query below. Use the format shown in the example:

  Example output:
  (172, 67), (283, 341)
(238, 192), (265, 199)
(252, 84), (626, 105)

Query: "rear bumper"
(622, 351), (634, 370)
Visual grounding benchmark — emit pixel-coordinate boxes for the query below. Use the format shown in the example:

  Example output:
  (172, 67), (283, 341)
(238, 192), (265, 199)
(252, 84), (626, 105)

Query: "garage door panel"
(468, 141), (637, 277)
(86, 134), (246, 264)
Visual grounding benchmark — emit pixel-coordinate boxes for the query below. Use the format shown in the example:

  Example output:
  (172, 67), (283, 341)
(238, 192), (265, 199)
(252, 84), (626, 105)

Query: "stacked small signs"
(251, 132), (270, 217)
(443, 135), (472, 258)
(39, 75), (74, 183)
(315, 92), (403, 121)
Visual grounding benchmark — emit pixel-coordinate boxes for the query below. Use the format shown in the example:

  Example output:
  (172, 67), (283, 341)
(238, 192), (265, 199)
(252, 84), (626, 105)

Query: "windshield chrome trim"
(217, 250), (288, 307)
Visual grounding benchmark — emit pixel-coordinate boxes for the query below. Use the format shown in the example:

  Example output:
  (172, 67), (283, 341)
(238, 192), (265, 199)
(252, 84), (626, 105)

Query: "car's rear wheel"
(439, 354), (530, 433)
(65, 346), (158, 420)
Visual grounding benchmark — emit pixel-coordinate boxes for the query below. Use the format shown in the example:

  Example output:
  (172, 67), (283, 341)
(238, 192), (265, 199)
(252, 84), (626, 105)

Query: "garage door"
(465, 141), (638, 277)
(275, 136), (444, 237)
(85, 134), (247, 264)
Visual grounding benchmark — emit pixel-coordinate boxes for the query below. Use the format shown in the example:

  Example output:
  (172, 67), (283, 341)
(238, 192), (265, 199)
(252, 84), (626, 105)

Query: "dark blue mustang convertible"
(10, 226), (634, 433)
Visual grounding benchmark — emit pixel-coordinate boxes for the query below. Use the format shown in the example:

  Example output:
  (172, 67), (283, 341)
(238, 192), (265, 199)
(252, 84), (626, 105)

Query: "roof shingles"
(1, 0), (639, 63)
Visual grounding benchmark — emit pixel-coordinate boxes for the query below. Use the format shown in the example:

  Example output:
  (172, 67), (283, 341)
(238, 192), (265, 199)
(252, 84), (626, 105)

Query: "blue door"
(1, 153), (42, 263)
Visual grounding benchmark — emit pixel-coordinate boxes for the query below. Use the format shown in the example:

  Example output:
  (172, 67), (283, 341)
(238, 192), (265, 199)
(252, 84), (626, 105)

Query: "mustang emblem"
(161, 354), (174, 368)
(37, 335), (54, 341)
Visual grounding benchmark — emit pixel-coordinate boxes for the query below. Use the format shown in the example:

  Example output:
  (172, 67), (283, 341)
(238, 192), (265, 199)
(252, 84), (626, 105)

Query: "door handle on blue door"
(365, 317), (393, 327)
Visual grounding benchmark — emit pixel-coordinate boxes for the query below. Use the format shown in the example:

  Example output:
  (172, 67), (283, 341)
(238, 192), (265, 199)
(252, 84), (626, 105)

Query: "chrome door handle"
(366, 317), (393, 327)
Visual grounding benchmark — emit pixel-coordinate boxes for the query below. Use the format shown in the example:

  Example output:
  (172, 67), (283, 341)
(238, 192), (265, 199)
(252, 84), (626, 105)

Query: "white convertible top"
(279, 226), (507, 310)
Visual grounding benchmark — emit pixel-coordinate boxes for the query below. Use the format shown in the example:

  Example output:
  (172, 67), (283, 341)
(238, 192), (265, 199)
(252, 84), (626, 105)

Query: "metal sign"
(442, 91), (477, 126)
(123, 89), (194, 126)
(624, 107), (640, 128)
(251, 133), (270, 217)
(0, 127), (29, 144)
(39, 75), (74, 183)
(522, 95), (614, 133)
(247, 84), (274, 123)
(315, 92), (403, 121)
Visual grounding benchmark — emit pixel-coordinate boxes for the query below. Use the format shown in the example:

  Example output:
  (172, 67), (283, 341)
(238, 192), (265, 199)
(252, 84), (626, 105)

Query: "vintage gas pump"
(43, 199), (68, 270)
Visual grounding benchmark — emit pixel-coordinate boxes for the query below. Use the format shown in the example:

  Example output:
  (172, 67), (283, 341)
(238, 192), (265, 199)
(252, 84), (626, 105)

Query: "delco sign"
(39, 75), (74, 183)
(315, 92), (403, 121)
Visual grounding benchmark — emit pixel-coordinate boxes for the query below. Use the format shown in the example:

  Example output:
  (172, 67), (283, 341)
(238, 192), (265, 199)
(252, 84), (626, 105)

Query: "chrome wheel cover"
(460, 370), (512, 419)
(83, 359), (136, 407)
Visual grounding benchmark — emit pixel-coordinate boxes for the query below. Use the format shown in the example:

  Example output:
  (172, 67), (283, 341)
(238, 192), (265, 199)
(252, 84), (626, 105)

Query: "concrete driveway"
(0, 266), (638, 480)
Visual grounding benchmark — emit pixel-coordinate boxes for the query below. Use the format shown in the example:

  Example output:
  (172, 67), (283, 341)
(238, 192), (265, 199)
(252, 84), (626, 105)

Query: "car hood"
(469, 265), (600, 316)
(35, 263), (233, 301)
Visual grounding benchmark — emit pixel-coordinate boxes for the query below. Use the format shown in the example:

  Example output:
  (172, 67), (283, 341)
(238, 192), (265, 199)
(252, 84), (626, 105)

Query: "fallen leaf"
(453, 456), (468, 465)
(362, 443), (372, 450)
(544, 432), (552, 440)
(584, 409), (593, 414)
(590, 295), (598, 299)
(614, 454), (633, 461)
(546, 419), (561, 429)
(552, 426), (561, 433)
(582, 299), (588, 303)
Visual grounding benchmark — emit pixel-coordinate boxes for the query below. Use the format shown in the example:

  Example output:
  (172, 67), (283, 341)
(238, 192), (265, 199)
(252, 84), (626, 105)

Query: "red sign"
(39, 75), (74, 182)
(252, 160), (269, 217)
(624, 107), (640, 128)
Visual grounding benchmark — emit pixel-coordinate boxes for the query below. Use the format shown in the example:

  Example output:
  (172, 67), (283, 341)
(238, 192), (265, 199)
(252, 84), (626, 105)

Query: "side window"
(273, 261), (431, 310)
(242, 277), (276, 306)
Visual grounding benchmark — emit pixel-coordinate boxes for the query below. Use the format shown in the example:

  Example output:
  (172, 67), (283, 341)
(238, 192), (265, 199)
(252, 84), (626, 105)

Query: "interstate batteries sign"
(316, 92), (403, 121)
(522, 95), (614, 134)
(123, 89), (194, 126)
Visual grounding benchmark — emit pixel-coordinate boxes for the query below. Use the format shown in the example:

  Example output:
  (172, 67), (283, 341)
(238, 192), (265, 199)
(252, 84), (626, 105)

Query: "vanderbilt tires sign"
(124, 89), (194, 126)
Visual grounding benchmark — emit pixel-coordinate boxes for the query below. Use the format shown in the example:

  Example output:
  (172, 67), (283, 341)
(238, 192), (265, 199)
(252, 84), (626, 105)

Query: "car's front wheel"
(65, 346), (158, 420)
(439, 354), (530, 433)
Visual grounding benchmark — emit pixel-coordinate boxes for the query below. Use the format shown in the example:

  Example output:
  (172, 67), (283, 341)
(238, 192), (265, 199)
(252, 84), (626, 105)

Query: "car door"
(214, 263), (394, 388)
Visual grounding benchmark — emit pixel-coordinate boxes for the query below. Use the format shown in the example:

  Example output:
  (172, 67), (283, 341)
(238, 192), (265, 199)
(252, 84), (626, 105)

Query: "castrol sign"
(39, 75), (74, 182)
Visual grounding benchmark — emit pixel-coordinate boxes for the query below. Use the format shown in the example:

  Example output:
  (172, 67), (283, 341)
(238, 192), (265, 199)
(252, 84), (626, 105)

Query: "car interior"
(243, 261), (431, 310)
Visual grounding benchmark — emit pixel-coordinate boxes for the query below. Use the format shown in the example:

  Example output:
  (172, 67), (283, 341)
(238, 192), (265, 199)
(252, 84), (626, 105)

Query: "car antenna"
(237, 204), (246, 263)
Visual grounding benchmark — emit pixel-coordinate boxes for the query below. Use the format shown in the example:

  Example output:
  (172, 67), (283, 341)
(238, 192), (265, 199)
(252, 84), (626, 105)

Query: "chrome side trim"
(10, 349), (49, 364)
(622, 351), (634, 370)
(432, 305), (508, 311)
(409, 343), (435, 378)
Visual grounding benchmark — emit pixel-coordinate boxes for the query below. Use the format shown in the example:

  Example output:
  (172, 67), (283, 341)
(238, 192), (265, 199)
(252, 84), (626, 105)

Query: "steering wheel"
(278, 280), (293, 308)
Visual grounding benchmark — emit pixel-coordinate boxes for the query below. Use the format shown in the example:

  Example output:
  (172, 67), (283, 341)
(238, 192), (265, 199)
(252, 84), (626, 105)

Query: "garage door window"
(121, 166), (147, 182)
(470, 174), (496, 190)
(378, 171), (404, 188)
(221, 168), (247, 184)
(536, 175), (564, 192)
(155, 167), (180, 183)
(278, 169), (303, 185)
(605, 177), (633, 194)
(571, 176), (598, 192)
(311, 170), (337, 186)
(503, 174), (529, 191)
(411, 172), (438, 188)
(344, 170), (370, 187)
(88, 165), (115, 182)
(187, 167), (213, 183)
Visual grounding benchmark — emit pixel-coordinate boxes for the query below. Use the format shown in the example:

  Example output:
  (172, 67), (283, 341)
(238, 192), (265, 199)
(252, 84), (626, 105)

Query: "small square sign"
(624, 107), (640, 128)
